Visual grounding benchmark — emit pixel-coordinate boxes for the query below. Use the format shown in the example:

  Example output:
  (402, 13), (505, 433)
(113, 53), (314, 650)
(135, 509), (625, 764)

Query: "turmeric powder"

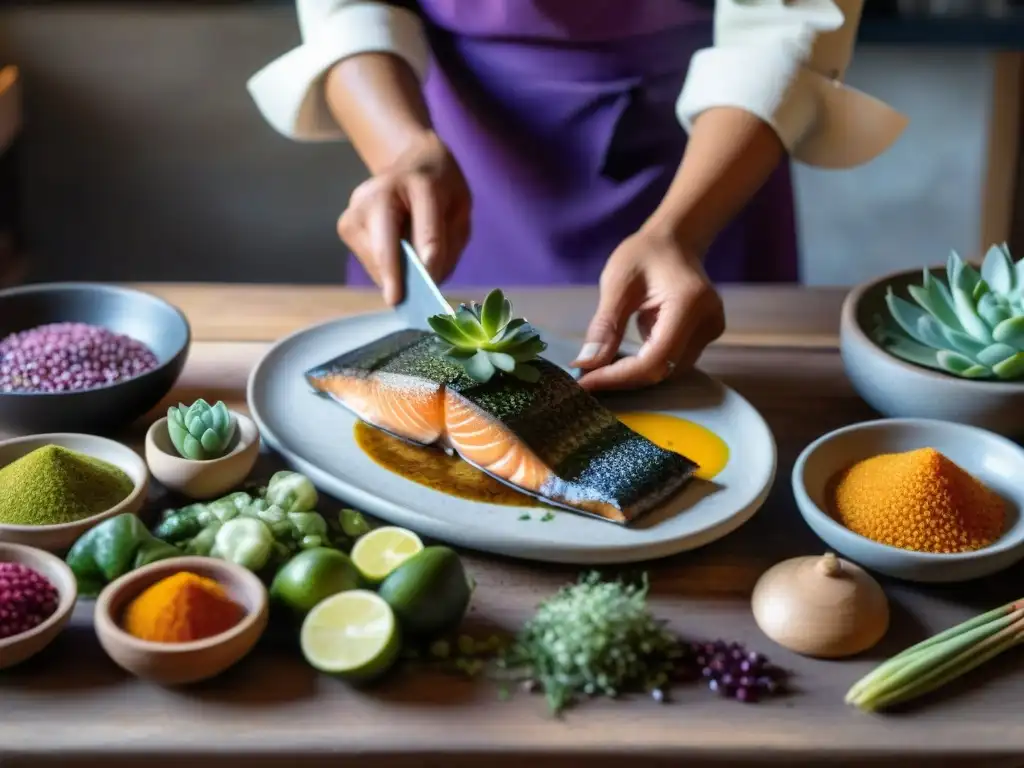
(828, 447), (1005, 554)
(123, 571), (243, 643)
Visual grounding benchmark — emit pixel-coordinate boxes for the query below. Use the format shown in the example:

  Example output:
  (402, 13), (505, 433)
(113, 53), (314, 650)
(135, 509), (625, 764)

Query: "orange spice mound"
(828, 447), (1005, 554)
(122, 571), (244, 644)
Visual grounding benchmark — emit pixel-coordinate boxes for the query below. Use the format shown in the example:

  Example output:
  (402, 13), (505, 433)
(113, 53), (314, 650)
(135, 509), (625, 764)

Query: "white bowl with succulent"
(841, 243), (1024, 436)
(144, 398), (260, 499)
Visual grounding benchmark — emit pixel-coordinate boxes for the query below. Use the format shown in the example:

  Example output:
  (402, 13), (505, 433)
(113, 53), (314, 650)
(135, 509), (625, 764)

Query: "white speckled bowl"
(841, 265), (1024, 437)
(793, 418), (1024, 583)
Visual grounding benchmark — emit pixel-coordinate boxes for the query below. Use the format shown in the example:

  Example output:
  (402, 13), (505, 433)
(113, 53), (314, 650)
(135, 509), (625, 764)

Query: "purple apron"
(346, 0), (799, 286)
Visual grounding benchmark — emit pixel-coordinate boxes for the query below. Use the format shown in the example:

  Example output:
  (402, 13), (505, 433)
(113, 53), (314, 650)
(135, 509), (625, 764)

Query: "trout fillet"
(305, 329), (698, 524)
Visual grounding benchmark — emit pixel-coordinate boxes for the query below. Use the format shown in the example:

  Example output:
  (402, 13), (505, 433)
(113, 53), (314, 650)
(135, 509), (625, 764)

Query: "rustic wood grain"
(2, 285), (1023, 768)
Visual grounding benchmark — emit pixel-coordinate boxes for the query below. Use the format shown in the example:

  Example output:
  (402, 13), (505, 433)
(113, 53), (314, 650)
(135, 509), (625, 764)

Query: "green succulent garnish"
(428, 289), (547, 383)
(167, 398), (237, 460)
(874, 243), (1024, 380)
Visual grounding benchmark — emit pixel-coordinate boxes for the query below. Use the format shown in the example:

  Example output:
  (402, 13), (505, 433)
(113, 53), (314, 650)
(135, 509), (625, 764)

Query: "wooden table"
(3, 284), (1024, 768)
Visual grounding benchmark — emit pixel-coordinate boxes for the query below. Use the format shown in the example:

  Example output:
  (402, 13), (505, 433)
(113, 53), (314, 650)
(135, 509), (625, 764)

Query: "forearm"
(324, 53), (434, 174)
(644, 107), (784, 254)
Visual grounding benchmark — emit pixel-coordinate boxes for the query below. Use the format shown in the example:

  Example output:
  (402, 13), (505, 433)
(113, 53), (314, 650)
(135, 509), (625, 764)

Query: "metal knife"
(395, 239), (454, 329)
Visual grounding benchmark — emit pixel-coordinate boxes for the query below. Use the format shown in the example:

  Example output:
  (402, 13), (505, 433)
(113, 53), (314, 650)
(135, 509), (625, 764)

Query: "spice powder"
(828, 447), (1005, 553)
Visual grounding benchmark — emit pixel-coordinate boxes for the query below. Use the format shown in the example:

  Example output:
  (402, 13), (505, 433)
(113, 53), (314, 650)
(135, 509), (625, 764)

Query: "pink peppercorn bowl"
(0, 433), (150, 553)
(0, 542), (78, 670)
(0, 282), (190, 434)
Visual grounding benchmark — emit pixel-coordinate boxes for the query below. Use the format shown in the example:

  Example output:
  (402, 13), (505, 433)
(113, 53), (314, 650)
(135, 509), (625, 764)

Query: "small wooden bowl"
(0, 542), (78, 670)
(144, 411), (260, 500)
(0, 433), (149, 553)
(94, 556), (269, 686)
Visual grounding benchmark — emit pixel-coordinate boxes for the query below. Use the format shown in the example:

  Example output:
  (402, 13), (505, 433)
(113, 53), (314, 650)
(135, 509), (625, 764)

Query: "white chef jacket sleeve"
(247, 0), (430, 141)
(676, 0), (909, 169)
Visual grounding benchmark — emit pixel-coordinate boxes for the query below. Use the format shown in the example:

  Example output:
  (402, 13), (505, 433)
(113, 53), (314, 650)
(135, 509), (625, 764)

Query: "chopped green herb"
(518, 513), (532, 521)
(500, 571), (685, 714)
(540, 511), (556, 522)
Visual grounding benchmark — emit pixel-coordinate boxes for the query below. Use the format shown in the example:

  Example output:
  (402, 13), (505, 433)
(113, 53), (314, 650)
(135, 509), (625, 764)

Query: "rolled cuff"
(247, 3), (429, 142)
(677, 45), (909, 169)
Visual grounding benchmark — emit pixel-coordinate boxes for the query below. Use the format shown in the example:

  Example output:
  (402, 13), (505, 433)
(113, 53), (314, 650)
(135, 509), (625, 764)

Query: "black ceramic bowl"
(0, 283), (191, 434)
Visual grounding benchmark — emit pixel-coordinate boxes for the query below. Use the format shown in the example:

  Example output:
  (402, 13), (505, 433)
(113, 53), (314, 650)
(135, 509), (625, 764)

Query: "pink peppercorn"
(0, 322), (159, 394)
(0, 562), (60, 640)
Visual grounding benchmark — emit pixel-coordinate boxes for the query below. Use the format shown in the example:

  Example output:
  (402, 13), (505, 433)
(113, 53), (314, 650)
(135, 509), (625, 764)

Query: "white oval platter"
(247, 312), (776, 564)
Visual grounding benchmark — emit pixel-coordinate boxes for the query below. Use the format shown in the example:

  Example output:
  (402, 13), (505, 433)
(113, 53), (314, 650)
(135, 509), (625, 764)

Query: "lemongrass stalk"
(845, 601), (1020, 702)
(861, 620), (1024, 712)
(846, 608), (1024, 706)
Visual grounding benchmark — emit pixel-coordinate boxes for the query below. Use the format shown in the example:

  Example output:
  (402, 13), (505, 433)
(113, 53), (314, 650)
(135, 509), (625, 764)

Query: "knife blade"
(395, 239), (454, 330)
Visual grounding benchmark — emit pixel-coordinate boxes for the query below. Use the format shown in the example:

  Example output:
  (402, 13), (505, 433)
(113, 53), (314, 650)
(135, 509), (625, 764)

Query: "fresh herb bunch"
(499, 571), (685, 713)
(428, 289), (547, 383)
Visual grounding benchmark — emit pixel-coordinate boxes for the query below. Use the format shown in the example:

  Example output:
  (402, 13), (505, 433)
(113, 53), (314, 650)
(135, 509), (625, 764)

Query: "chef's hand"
(572, 228), (725, 391)
(337, 131), (471, 305)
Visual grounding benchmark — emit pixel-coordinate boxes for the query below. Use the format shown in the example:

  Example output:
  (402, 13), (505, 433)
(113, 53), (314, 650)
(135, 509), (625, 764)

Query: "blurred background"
(0, 0), (1022, 287)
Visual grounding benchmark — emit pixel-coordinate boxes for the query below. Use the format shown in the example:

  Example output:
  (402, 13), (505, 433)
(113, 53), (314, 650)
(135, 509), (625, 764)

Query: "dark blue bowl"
(0, 283), (191, 434)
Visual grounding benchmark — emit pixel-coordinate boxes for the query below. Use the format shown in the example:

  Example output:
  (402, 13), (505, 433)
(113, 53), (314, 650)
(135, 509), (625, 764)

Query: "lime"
(378, 546), (473, 638)
(300, 590), (401, 681)
(270, 547), (362, 616)
(350, 526), (424, 584)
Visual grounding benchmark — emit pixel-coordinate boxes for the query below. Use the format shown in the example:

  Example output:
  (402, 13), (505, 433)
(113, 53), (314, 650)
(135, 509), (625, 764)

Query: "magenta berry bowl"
(0, 283), (190, 434)
(0, 562), (59, 640)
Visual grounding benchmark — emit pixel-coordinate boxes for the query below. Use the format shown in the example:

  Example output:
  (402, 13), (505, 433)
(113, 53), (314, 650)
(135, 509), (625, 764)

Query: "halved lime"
(300, 590), (400, 681)
(350, 526), (424, 584)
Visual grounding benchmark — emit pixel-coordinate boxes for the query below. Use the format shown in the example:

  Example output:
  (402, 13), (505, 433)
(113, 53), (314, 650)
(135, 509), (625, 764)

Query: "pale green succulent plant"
(428, 289), (547, 383)
(873, 243), (1024, 380)
(167, 398), (238, 460)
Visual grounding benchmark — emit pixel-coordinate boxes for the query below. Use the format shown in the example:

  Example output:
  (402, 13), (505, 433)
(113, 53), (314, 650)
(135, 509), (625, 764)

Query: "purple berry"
(0, 562), (59, 640)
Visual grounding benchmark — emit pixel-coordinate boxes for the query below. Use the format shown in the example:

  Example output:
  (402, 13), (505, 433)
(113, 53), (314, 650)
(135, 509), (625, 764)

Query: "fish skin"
(305, 329), (699, 524)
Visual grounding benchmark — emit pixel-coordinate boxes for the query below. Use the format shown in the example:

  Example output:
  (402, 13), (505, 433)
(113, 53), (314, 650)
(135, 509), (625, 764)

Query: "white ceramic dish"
(793, 418), (1024, 583)
(0, 433), (149, 552)
(247, 311), (777, 564)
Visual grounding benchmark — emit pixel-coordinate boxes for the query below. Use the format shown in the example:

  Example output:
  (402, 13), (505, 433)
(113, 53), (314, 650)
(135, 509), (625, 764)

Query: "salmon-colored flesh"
(444, 393), (553, 492)
(312, 372), (627, 521)
(312, 374), (444, 445)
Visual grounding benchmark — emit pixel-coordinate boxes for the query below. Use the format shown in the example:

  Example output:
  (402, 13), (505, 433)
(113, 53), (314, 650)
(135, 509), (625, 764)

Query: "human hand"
(337, 131), (471, 305)
(572, 228), (725, 391)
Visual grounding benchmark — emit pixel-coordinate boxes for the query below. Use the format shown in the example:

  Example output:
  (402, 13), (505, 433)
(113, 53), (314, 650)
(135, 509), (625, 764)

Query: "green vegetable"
(377, 546), (473, 638)
(0, 445), (134, 526)
(340, 508), (371, 538)
(500, 572), (684, 714)
(266, 470), (318, 513)
(427, 289), (547, 383)
(846, 599), (1024, 712)
(167, 398), (238, 460)
(65, 513), (181, 597)
(874, 244), (1024, 380)
(184, 520), (220, 556)
(210, 516), (275, 571)
(207, 491), (253, 521)
(152, 503), (208, 544)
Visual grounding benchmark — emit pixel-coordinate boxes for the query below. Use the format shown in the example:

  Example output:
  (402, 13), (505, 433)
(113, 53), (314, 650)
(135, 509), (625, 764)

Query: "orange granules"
(828, 447), (1005, 554)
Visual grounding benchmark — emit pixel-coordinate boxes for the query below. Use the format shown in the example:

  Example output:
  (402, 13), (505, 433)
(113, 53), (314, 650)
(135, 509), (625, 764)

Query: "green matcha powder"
(0, 445), (135, 526)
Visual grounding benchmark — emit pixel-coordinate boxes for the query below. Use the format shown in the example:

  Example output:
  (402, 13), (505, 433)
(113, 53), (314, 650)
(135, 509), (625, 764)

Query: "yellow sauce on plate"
(355, 411), (728, 506)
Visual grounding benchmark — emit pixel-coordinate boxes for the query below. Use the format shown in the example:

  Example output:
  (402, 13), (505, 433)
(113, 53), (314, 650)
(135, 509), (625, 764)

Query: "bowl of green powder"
(0, 434), (149, 552)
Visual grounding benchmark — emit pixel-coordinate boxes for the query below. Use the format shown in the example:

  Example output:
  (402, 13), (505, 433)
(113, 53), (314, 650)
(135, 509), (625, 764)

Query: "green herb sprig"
(428, 289), (547, 383)
(498, 571), (685, 714)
